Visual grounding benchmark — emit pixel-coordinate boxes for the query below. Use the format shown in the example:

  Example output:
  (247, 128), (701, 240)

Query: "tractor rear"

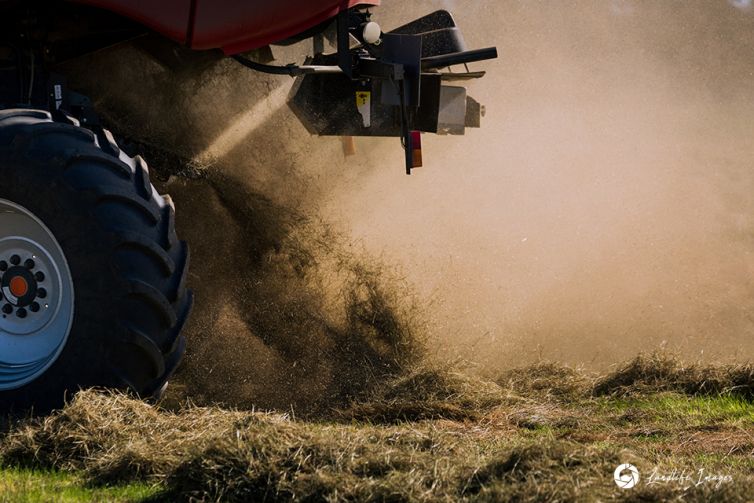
(0, 0), (496, 410)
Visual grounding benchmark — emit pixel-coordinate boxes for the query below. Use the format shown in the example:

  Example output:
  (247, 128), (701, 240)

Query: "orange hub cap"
(9, 276), (29, 298)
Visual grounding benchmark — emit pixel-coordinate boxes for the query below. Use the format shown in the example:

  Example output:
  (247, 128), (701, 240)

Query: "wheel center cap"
(2, 266), (37, 307)
(9, 276), (28, 297)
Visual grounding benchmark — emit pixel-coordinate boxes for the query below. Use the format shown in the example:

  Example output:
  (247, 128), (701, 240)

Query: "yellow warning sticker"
(356, 91), (371, 127)
(356, 91), (371, 107)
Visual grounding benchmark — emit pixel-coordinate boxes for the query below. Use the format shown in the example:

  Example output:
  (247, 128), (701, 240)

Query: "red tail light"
(410, 131), (423, 169)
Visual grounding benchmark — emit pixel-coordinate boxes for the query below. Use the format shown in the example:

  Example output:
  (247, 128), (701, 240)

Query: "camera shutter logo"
(614, 464), (640, 489)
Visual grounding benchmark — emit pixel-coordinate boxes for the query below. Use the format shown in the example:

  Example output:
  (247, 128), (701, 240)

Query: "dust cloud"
(64, 0), (754, 410)
(323, 0), (754, 369)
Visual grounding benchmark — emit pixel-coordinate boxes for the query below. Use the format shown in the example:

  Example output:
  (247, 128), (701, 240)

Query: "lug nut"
(2, 304), (12, 314)
(35, 271), (45, 282)
(16, 308), (26, 318)
(24, 259), (35, 269)
(30, 302), (40, 313)
(9, 255), (20, 266)
(37, 288), (47, 299)
(0, 261), (6, 272)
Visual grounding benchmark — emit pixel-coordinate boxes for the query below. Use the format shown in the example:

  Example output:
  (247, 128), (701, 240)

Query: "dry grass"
(338, 365), (508, 423)
(2, 355), (753, 502)
(1, 389), (612, 502)
(1, 391), (254, 484)
(494, 353), (754, 401)
(593, 353), (754, 399)
(496, 362), (590, 401)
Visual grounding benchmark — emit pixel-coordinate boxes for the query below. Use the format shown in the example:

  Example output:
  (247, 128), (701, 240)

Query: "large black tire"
(0, 108), (192, 412)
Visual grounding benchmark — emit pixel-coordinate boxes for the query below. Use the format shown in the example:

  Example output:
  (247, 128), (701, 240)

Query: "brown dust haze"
(328, 0), (754, 369)
(66, 0), (754, 409)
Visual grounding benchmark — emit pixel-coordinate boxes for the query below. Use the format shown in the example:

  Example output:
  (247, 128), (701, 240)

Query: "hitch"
(237, 8), (497, 174)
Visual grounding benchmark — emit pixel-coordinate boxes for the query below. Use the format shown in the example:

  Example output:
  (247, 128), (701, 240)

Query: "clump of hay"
(458, 442), (616, 499)
(593, 353), (754, 399)
(0, 390), (262, 484)
(338, 365), (506, 423)
(496, 362), (590, 401)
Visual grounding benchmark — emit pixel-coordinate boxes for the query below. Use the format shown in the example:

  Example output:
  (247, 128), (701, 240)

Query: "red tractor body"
(75, 0), (380, 53)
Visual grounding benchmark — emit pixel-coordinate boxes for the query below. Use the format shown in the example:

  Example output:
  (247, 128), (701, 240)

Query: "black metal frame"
(0, 2), (147, 124)
(281, 8), (498, 174)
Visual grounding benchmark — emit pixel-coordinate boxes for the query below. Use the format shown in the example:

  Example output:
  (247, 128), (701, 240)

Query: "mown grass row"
(0, 354), (752, 502)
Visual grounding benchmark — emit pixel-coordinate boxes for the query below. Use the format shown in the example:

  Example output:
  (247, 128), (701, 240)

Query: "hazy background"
(320, 0), (754, 369)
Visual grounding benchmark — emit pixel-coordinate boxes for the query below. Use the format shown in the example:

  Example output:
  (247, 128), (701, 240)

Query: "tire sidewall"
(0, 147), (126, 409)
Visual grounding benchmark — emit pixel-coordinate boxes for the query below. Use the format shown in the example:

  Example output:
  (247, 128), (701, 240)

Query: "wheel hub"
(0, 199), (74, 390)
(3, 265), (38, 306)
(0, 243), (57, 331)
(9, 273), (31, 299)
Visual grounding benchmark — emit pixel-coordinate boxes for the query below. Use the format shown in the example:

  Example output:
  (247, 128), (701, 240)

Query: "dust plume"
(62, 0), (754, 411)
(61, 41), (428, 413)
(323, 0), (754, 369)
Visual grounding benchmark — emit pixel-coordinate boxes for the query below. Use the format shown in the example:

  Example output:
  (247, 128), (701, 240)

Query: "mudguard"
(73, 0), (380, 53)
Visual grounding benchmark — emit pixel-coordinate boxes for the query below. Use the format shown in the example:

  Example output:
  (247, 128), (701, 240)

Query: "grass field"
(1, 354), (752, 502)
(0, 468), (158, 503)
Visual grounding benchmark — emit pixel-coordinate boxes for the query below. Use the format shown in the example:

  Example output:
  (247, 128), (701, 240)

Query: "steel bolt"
(35, 271), (45, 282)
(2, 304), (12, 314)
(0, 261), (6, 272)
(30, 302), (40, 313)
(37, 288), (47, 299)
(9, 255), (20, 266)
(24, 259), (35, 269)
(16, 308), (26, 319)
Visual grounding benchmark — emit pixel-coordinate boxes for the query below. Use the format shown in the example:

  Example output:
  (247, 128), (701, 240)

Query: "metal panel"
(437, 86), (467, 135)
(191, 0), (380, 54)
(73, 0), (192, 43)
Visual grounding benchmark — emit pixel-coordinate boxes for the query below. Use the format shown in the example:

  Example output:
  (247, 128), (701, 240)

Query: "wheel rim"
(0, 199), (74, 390)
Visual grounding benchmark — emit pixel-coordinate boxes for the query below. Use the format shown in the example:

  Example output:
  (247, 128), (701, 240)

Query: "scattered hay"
(337, 366), (506, 423)
(496, 362), (590, 401)
(504, 404), (582, 430)
(459, 442), (616, 498)
(0, 390), (260, 484)
(167, 176), (429, 415)
(3, 352), (754, 502)
(620, 483), (754, 503)
(1, 390), (569, 502)
(593, 353), (754, 399)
